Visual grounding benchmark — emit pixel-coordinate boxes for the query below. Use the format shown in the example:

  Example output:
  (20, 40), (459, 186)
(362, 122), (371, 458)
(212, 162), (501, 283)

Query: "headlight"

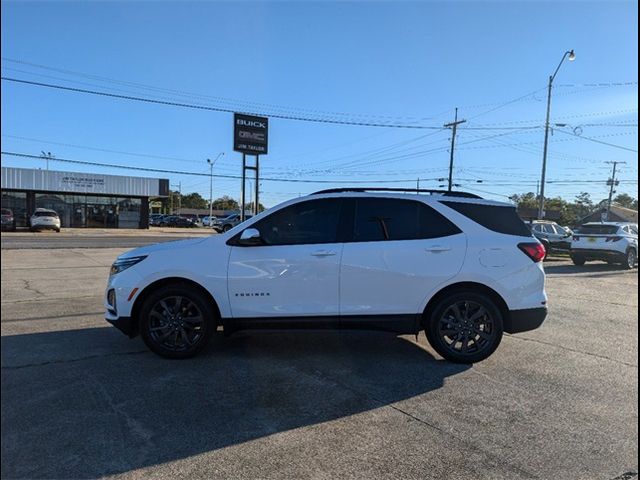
(110, 255), (147, 275)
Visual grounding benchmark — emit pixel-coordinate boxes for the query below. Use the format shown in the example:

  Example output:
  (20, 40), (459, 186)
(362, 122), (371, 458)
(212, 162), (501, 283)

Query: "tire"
(623, 248), (637, 270)
(222, 224), (232, 232)
(425, 291), (504, 364)
(55, 228), (61, 233)
(571, 256), (586, 266)
(541, 241), (551, 261)
(139, 283), (216, 359)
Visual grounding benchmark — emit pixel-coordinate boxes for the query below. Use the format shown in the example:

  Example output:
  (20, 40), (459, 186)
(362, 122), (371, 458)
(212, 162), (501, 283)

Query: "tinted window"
(630, 225), (638, 235)
(252, 199), (342, 245)
(441, 201), (531, 237)
(33, 211), (58, 218)
(353, 198), (461, 242)
(575, 225), (619, 235)
(543, 224), (556, 234)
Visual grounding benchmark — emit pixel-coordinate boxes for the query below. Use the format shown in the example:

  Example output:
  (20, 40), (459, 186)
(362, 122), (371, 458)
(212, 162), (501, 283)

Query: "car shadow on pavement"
(1, 327), (469, 479)
(544, 263), (634, 275)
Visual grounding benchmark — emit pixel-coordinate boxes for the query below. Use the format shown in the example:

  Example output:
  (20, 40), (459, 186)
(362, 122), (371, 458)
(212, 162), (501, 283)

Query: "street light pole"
(207, 153), (224, 228)
(538, 49), (575, 219)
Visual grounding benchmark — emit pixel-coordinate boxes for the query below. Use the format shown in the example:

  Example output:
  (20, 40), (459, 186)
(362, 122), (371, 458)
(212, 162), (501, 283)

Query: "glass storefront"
(31, 193), (142, 228)
(1, 191), (28, 227)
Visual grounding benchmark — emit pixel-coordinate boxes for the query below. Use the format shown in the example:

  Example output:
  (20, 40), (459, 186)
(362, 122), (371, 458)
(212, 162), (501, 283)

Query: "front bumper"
(570, 249), (627, 262)
(106, 316), (137, 337)
(504, 307), (547, 334)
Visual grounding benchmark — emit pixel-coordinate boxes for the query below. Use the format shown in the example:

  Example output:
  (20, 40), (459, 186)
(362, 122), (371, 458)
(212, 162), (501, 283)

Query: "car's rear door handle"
(425, 245), (451, 253)
(311, 250), (337, 257)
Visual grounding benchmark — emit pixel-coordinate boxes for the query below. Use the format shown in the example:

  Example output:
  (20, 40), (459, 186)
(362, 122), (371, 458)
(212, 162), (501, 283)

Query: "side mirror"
(238, 228), (262, 246)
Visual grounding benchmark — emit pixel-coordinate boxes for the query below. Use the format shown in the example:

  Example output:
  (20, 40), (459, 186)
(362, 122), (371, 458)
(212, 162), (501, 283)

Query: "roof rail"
(311, 187), (482, 199)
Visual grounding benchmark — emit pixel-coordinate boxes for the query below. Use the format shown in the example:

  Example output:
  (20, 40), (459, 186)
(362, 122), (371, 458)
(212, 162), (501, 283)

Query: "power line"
(0, 151), (440, 185)
(0, 76), (447, 130)
(552, 128), (638, 152)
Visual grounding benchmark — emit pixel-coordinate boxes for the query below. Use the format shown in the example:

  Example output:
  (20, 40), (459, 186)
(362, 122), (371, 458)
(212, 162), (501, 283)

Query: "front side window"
(353, 198), (461, 242)
(252, 198), (342, 246)
(630, 225), (638, 235)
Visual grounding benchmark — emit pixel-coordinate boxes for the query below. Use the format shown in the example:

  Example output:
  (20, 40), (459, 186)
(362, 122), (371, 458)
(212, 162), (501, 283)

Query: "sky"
(1, 0), (638, 208)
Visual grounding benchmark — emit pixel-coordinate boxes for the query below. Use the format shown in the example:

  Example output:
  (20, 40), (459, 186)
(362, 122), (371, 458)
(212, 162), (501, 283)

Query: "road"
(1, 245), (638, 480)
(1, 229), (212, 249)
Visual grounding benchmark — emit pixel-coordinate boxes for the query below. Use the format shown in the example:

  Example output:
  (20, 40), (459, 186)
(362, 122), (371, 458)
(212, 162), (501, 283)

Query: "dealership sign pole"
(233, 113), (268, 221)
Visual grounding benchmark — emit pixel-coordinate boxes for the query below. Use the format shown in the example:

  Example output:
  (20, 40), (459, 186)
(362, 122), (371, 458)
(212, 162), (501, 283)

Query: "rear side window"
(575, 225), (619, 235)
(441, 201), (531, 237)
(353, 198), (461, 242)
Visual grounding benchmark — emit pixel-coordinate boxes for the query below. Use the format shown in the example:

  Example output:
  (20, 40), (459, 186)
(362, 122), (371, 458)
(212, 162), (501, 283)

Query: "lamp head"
(568, 50), (576, 61)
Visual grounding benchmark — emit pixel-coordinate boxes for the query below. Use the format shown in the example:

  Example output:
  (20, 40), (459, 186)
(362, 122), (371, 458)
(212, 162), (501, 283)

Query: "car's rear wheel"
(624, 248), (637, 270)
(571, 255), (586, 266)
(425, 292), (504, 364)
(223, 224), (232, 232)
(139, 284), (216, 359)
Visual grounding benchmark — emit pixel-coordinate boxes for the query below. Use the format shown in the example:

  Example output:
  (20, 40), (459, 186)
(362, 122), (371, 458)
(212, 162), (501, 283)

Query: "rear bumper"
(570, 249), (626, 262)
(504, 307), (547, 334)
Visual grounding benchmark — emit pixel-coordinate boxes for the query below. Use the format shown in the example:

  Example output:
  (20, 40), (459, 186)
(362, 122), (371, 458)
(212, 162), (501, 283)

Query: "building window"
(1, 191), (28, 227)
(117, 198), (141, 228)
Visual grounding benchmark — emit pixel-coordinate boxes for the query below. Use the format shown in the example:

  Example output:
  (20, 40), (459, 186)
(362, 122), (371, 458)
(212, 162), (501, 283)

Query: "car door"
(227, 198), (345, 319)
(339, 197), (466, 324)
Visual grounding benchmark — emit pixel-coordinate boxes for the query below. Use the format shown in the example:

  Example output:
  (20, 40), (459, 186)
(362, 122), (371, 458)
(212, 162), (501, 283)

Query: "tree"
(613, 193), (638, 210)
(509, 192), (537, 209)
(181, 192), (208, 209)
(212, 195), (239, 211)
(245, 201), (266, 213)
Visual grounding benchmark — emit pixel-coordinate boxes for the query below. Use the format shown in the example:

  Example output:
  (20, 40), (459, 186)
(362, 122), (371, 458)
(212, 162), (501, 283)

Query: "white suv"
(105, 189), (547, 363)
(30, 208), (61, 232)
(571, 222), (638, 269)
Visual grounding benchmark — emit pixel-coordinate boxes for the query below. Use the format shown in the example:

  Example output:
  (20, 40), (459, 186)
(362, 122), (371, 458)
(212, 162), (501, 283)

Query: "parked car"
(30, 208), (61, 232)
(105, 188), (547, 363)
(570, 222), (638, 269)
(149, 214), (166, 226)
(529, 220), (573, 257)
(212, 214), (253, 233)
(201, 215), (217, 227)
(163, 215), (196, 228)
(181, 213), (199, 225)
(1, 208), (16, 231)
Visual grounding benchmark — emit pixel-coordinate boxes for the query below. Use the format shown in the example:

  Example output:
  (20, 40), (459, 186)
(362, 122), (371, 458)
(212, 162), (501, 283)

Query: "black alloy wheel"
(140, 284), (215, 358)
(426, 292), (504, 364)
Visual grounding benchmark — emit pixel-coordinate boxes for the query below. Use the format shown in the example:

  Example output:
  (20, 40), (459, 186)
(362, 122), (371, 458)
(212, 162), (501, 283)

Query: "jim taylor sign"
(234, 113), (268, 155)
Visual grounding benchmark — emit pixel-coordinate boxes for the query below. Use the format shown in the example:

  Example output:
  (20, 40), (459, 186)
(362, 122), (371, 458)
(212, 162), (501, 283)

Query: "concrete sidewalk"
(2, 227), (215, 237)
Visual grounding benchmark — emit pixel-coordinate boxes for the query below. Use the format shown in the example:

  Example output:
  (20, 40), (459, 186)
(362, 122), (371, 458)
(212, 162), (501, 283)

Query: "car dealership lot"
(1, 244), (638, 479)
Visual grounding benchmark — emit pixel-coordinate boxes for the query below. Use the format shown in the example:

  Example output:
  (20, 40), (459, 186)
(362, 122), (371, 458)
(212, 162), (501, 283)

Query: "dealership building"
(1, 167), (169, 229)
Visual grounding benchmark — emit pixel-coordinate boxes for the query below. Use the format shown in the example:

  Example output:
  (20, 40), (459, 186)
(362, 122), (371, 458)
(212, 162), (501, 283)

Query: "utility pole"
(444, 108), (466, 191)
(605, 161), (626, 221)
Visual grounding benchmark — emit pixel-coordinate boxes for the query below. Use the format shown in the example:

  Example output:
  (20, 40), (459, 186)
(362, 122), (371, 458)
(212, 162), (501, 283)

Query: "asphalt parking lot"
(1, 239), (638, 479)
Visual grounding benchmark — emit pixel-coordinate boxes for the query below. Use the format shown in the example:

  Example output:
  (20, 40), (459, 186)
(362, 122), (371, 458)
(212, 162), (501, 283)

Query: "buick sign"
(234, 113), (268, 155)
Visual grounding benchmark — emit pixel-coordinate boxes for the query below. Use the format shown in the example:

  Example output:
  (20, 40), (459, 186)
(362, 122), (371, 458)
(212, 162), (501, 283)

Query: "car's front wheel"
(425, 291), (504, 364)
(139, 284), (216, 358)
(624, 248), (637, 270)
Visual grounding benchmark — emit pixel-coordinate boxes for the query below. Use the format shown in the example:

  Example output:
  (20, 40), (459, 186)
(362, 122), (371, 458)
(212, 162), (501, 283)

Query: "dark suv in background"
(1, 208), (16, 231)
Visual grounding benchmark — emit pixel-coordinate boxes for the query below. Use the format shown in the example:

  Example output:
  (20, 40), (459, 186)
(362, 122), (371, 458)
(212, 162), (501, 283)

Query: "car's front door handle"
(425, 245), (451, 253)
(311, 250), (337, 257)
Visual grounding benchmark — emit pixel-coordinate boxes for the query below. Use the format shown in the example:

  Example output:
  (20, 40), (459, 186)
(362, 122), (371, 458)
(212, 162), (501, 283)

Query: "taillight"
(518, 242), (546, 263)
(606, 236), (622, 242)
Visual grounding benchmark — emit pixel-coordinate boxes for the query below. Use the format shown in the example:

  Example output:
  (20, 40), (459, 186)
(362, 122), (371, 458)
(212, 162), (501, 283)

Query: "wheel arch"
(422, 281), (510, 328)
(130, 277), (222, 337)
